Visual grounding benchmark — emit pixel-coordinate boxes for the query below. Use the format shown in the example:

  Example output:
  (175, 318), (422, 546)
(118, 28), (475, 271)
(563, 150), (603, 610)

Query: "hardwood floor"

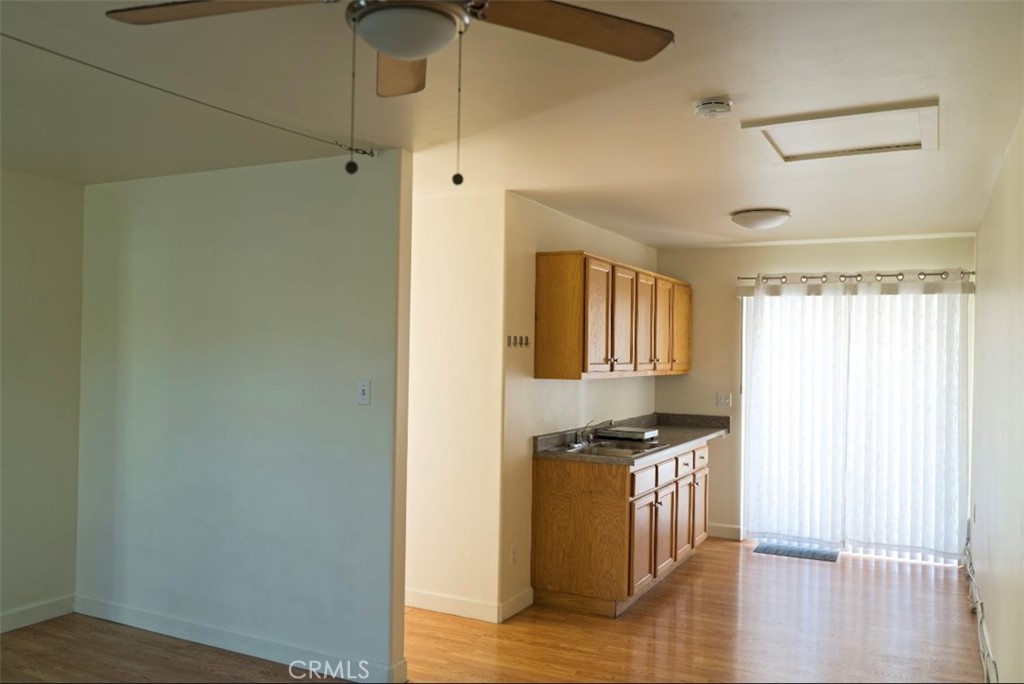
(0, 614), (342, 683)
(1, 539), (981, 683)
(405, 539), (982, 683)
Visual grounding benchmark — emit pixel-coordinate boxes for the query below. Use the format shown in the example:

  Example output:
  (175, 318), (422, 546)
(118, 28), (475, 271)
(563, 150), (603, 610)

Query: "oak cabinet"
(654, 484), (676, 575)
(630, 493), (656, 596)
(636, 273), (656, 372)
(693, 467), (709, 548)
(535, 251), (692, 380)
(584, 257), (612, 373)
(611, 266), (637, 372)
(654, 278), (673, 371)
(675, 474), (694, 559)
(534, 443), (714, 616)
(672, 282), (692, 373)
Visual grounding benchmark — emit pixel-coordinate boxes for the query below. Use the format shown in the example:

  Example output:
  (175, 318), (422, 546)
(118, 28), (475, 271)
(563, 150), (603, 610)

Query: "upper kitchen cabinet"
(672, 282), (692, 373)
(535, 251), (692, 380)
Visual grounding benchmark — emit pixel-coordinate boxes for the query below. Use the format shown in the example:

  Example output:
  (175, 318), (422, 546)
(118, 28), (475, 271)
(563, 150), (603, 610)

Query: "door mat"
(753, 543), (839, 562)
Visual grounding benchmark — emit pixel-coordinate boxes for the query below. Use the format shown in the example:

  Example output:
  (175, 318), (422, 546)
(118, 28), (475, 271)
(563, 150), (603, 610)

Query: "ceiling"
(2, 1), (1022, 246)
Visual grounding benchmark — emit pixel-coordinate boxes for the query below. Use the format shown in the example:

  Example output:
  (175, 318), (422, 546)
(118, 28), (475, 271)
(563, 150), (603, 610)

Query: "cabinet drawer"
(678, 451), (694, 474)
(656, 458), (677, 486)
(632, 466), (657, 497)
(695, 445), (709, 468)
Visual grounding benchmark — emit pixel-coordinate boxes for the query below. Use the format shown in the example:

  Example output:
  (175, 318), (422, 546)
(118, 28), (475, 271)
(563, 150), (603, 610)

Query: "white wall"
(405, 191), (506, 621)
(501, 194), (657, 611)
(0, 169), (84, 631)
(76, 153), (410, 683)
(971, 112), (1023, 683)
(656, 236), (976, 539)
(405, 188), (657, 622)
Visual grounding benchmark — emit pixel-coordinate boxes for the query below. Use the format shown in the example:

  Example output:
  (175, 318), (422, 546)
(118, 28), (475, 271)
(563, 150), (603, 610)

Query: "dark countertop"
(533, 414), (729, 468)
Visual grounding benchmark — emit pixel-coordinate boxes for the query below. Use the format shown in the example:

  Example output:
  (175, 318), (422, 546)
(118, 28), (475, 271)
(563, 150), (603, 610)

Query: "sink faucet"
(573, 418), (614, 446)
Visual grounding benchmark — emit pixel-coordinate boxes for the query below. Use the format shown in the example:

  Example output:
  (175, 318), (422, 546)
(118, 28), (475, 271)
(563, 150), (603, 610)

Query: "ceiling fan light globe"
(355, 6), (460, 60)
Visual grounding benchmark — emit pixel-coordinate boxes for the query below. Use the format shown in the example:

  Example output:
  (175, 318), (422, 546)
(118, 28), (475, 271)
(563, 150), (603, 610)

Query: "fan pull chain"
(452, 28), (464, 185)
(346, 19), (358, 175)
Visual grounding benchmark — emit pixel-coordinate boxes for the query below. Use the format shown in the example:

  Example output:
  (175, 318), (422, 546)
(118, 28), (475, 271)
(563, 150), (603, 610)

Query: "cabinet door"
(654, 485), (676, 575)
(630, 492), (656, 595)
(584, 258), (612, 373)
(672, 282), (692, 373)
(635, 273), (655, 372)
(693, 467), (709, 547)
(675, 474), (694, 559)
(611, 266), (636, 372)
(654, 278), (673, 370)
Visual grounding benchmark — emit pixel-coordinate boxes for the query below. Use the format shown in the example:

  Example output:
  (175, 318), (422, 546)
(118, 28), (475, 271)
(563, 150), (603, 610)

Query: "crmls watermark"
(288, 659), (370, 680)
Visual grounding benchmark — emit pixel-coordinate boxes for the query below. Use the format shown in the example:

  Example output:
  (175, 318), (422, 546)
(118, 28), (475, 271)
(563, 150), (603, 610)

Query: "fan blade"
(107, 0), (318, 25)
(479, 0), (673, 62)
(376, 54), (427, 97)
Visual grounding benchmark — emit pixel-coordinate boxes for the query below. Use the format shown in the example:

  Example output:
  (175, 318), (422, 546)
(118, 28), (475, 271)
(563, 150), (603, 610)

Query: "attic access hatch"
(742, 99), (939, 163)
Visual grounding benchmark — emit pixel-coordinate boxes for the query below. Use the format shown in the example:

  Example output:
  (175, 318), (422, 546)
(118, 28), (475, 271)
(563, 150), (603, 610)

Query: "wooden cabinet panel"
(630, 493), (656, 595)
(535, 252), (692, 380)
(611, 266), (636, 371)
(635, 273), (655, 372)
(676, 474), (694, 559)
(672, 282), (692, 373)
(678, 451), (694, 475)
(695, 445), (708, 469)
(654, 278), (673, 371)
(654, 485), (676, 575)
(693, 467), (709, 547)
(584, 258), (612, 373)
(632, 466), (656, 497)
(656, 458), (676, 486)
(532, 442), (715, 616)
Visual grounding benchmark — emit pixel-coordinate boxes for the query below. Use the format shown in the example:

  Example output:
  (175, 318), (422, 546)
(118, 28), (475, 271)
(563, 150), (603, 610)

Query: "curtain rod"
(738, 270), (975, 283)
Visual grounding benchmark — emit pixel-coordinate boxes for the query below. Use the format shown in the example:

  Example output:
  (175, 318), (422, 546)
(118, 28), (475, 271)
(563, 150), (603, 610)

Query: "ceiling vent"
(741, 99), (939, 163)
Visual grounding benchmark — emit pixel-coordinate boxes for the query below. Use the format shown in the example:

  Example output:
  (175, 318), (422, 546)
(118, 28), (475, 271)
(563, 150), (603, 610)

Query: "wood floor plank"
(1, 540), (981, 683)
(405, 539), (982, 683)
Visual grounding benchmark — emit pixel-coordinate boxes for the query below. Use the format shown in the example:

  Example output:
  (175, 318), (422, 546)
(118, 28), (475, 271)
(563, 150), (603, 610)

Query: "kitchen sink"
(567, 440), (664, 457)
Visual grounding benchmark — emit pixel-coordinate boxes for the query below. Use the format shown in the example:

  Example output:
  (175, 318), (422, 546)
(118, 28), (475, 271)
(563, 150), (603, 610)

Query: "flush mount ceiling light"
(731, 209), (791, 230)
(346, 1), (470, 61)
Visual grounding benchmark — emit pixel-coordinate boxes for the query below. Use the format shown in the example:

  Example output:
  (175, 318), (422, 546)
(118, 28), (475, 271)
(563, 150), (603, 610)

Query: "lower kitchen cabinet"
(675, 473), (694, 559)
(630, 493), (656, 595)
(534, 443), (714, 617)
(693, 467), (709, 547)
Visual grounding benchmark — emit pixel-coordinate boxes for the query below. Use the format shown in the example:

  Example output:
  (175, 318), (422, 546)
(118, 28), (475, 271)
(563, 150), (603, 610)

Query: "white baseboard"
(405, 588), (500, 623)
(75, 595), (404, 683)
(497, 588), (533, 622)
(1, 594), (75, 633)
(708, 523), (741, 540)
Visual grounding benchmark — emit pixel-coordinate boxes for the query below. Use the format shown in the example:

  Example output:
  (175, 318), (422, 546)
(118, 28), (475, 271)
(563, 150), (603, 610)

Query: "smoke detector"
(694, 96), (733, 118)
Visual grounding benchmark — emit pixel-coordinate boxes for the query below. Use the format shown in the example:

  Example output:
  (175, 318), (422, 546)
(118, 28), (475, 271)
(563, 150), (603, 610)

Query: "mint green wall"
(1, 169), (84, 631)
(76, 154), (409, 682)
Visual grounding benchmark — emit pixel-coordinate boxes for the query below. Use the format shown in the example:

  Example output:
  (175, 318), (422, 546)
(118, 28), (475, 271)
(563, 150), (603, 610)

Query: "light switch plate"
(357, 380), (371, 406)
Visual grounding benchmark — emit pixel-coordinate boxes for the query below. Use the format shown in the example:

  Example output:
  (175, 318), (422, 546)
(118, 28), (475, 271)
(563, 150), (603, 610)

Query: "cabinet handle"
(654, 357), (661, 363)
(656, 500), (664, 507)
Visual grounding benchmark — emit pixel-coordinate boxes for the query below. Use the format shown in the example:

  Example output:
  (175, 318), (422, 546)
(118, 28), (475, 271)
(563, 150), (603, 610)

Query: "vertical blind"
(741, 271), (971, 563)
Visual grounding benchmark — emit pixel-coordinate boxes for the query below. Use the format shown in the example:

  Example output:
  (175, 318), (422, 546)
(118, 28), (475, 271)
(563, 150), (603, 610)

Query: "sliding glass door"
(741, 272), (971, 563)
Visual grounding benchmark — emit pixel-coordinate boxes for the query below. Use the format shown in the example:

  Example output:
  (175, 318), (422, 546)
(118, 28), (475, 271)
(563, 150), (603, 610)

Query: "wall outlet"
(510, 544), (518, 565)
(357, 380), (371, 406)
(716, 392), (733, 408)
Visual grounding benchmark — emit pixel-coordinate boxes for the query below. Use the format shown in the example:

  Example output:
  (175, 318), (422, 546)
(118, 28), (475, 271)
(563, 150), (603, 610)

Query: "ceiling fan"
(106, 0), (675, 97)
